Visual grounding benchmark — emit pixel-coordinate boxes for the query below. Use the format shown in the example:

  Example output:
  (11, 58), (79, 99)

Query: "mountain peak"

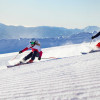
(83, 26), (100, 33)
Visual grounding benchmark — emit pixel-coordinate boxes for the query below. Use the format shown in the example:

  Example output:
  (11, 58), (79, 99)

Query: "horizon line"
(0, 22), (100, 30)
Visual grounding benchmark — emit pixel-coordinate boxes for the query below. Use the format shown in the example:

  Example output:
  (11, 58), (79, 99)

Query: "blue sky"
(0, 0), (100, 28)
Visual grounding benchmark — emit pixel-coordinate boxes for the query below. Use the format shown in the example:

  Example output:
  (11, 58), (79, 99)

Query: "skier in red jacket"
(19, 40), (43, 63)
(91, 31), (100, 48)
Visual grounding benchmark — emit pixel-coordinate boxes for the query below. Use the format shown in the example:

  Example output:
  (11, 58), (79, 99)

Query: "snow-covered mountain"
(0, 43), (100, 100)
(0, 23), (78, 39)
(0, 23), (100, 39)
(0, 23), (100, 54)
(83, 26), (100, 33)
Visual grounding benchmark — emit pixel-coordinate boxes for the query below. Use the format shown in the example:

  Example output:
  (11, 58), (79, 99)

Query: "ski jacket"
(21, 43), (42, 57)
(92, 31), (100, 39)
(96, 42), (100, 48)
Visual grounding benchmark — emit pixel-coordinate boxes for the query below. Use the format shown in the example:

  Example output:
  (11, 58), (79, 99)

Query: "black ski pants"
(23, 51), (39, 61)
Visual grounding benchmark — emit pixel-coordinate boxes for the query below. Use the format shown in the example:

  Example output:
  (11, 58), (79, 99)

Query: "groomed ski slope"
(0, 43), (100, 100)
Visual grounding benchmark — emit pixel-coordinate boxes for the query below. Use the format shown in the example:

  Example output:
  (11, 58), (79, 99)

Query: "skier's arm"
(19, 47), (29, 54)
(92, 31), (100, 39)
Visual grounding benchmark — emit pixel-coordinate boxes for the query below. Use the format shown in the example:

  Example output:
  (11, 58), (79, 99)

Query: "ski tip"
(7, 65), (14, 68)
(7, 62), (34, 68)
(81, 52), (88, 54)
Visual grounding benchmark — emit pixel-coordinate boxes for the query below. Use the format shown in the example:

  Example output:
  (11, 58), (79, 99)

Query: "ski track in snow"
(0, 44), (100, 100)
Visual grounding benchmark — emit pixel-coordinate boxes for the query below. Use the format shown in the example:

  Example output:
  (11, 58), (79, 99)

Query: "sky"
(0, 0), (100, 29)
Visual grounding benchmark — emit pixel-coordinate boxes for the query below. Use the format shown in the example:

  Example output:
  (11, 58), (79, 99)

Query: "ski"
(7, 57), (61, 68)
(7, 62), (33, 68)
(81, 50), (100, 55)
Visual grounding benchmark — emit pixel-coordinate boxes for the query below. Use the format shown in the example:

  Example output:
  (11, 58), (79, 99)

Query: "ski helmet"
(30, 41), (35, 45)
(30, 39), (38, 45)
(30, 39), (35, 44)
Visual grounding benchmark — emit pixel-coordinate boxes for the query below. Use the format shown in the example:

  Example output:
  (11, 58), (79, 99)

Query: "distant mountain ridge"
(0, 23), (100, 39)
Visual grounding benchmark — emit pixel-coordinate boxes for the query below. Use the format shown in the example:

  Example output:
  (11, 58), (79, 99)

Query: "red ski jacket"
(21, 45), (43, 57)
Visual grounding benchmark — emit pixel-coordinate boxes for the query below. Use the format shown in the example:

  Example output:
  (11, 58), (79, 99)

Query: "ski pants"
(23, 51), (39, 61)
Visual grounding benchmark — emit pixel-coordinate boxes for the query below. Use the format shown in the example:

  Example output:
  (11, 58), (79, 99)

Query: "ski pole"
(89, 39), (93, 45)
(42, 57), (58, 59)
(10, 53), (19, 61)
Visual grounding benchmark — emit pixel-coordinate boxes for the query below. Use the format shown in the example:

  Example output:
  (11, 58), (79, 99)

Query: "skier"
(19, 40), (43, 63)
(91, 31), (100, 48)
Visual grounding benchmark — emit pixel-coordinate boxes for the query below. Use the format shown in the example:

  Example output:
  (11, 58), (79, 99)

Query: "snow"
(0, 43), (100, 100)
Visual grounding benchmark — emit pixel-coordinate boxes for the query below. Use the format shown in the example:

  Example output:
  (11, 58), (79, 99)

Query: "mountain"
(83, 26), (100, 33)
(0, 23), (100, 39)
(0, 23), (78, 39)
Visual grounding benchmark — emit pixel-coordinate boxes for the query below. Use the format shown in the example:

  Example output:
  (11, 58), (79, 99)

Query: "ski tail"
(81, 50), (100, 55)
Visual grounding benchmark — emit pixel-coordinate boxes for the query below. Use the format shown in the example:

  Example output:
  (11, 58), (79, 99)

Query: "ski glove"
(38, 57), (41, 60)
(19, 51), (22, 54)
(91, 36), (95, 39)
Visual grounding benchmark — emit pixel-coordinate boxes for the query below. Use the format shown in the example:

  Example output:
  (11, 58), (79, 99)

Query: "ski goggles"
(30, 42), (35, 45)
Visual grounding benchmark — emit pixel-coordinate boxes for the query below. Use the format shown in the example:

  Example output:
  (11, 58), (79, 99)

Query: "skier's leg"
(38, 51), (43, 60)
(18, 52), (33, 64)
(27, 51), (38, 63)
(31, 51), (38, 60)
(23, 52), (33, 61)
